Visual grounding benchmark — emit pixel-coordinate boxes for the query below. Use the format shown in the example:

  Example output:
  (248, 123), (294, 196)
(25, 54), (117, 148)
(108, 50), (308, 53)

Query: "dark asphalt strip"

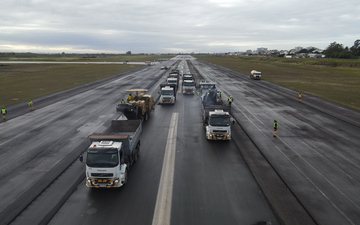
(188, 59), (318, 225)
(1, 140), (89, 225)
(231, 110), (318, 225)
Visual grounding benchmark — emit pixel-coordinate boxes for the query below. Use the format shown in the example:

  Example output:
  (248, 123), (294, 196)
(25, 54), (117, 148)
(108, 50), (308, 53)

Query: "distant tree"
(298, 49), (309, 53)
(350, 39), (360, 56)
(126, 51), (132, 55)
(324, 42), (352, 58)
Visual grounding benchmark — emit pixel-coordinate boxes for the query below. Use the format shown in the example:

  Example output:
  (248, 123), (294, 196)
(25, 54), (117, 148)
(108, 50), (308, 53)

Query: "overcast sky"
(0, 0), (359, 53)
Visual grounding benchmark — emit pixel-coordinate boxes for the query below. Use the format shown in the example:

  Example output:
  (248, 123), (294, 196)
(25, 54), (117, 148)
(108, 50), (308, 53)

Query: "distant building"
(246, 50), (253, 55)
(257, 47), (268, 55)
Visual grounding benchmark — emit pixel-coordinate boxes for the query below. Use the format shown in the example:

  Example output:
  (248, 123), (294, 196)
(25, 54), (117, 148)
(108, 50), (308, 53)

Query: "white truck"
(202, 87), (232, 141)
(82, 119), (142, 188)
(159, 84), (176, 104)
(182, 80), (196, 94)
(167, 77), (178, 91)
(250, 70), (262, 80)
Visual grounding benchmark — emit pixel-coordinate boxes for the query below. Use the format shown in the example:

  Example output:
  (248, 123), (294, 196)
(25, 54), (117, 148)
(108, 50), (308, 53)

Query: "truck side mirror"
(79, 154), (83, 162)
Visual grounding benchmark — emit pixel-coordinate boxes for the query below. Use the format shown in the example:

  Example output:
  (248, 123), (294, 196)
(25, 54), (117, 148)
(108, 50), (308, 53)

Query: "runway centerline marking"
(152, 112), (178, 225)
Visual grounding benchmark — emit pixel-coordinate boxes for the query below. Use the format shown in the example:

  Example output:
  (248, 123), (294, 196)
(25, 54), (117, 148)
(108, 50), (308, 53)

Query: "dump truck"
(159, 83), (176, 104)
(250, 70), (262, 80)
(116, 89), (155, 121)
(82, 119), (142, 188)
(182, 80), (196, 95)
(183, 74), (194, 82)
(167, 77), (178, 91)
(202, 86), (232, 140)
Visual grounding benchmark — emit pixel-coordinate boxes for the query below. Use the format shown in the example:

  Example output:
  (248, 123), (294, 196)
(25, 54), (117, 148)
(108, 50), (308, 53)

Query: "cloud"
(0, 0), (359, 53)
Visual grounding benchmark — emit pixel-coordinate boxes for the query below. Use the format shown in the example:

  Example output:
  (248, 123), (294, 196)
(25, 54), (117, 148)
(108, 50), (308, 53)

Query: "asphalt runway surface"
(192, 59), (360, 225)
(1, 55), (359, 225)
(48, 58), (278, 225)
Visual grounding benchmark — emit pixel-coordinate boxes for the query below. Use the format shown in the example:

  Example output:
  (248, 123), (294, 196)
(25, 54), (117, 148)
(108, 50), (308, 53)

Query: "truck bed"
(110, 120), (142, 133)
(89, 119), (142, 145)
(202, 104), (231, 121)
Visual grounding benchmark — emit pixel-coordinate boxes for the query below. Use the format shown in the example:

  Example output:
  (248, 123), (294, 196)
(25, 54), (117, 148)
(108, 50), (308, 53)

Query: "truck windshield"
(161, 90), (174, 95)
(183, 82), (195, 86)
(209, 115), (231, 126)
(167, 80), (177, 84)
(86, 149), (119, 168)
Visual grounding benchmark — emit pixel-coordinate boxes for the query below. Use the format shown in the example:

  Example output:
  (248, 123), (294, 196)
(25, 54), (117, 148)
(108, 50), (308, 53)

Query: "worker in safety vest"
(28, 99), (34, 111)
(127, 94), (134, 102)
(227, 96), (233, 106)
(273, 120), (279, 137)
(297, 91), (303, 102)
(1, 106), (7, 121)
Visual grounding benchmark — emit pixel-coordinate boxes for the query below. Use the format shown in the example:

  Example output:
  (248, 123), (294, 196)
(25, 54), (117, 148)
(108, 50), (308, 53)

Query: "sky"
(0, 0), (359, 53)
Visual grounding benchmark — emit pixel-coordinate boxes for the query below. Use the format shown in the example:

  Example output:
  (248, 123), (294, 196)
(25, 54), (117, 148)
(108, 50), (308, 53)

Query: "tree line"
(324, 40), (360, 58)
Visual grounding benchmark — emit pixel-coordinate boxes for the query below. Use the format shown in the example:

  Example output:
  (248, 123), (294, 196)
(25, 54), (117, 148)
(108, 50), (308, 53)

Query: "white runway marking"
(152, 112), (178, 225)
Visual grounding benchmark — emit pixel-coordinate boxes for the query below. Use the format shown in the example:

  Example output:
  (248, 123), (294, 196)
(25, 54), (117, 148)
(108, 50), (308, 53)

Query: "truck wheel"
(124, 169), (128, 185)
(133, 153), (137, 163)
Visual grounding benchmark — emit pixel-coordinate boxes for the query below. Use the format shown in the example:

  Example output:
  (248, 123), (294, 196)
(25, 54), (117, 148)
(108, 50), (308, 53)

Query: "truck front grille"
(91, 173), (113, 177)
(213, 130), (227, 133)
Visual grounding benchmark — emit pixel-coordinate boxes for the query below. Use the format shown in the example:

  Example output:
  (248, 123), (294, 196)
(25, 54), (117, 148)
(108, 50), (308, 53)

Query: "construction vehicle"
(199, 81), (216, 96)
(116, 89), (155, 121)
(201, 86), (232, 140)
(82, 119), (142, 188)
(250, 70), (262, 80)
(159, 84), (176, 104)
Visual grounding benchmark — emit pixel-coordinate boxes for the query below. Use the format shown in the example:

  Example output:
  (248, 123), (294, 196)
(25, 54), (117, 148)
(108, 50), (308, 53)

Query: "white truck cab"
(250, 70), (262, 80)
(205, 110), (232, 140)
(182, 80), (195, 94)
(159, 86), (176, 104)
(85, 140), (128, 188)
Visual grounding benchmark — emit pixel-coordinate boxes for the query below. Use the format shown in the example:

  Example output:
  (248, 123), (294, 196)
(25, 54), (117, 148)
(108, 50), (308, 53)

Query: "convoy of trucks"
(250, 70), (262, 80)
(81, 64), (235, 188)
(83, 119), (142, 188)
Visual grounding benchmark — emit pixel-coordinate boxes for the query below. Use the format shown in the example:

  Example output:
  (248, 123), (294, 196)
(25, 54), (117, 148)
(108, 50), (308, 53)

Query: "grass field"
(0, 53), (175, 62)
(0, 63), (140, 106)
(196, 55), (360, 110)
